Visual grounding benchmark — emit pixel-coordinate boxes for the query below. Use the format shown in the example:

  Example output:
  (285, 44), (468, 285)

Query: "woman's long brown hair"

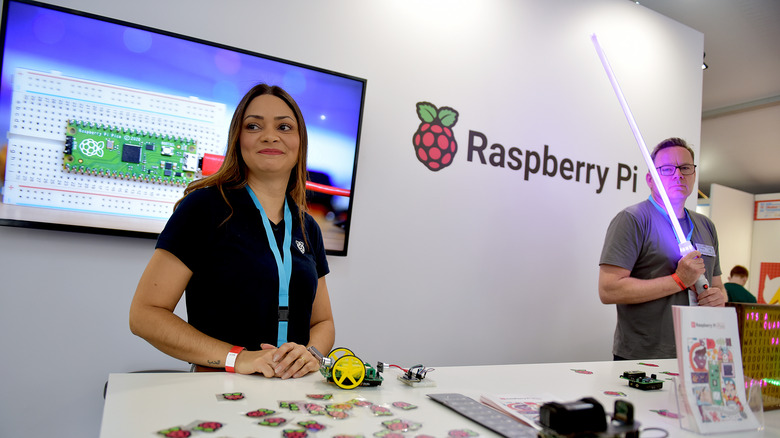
(176, 84), (310, 244)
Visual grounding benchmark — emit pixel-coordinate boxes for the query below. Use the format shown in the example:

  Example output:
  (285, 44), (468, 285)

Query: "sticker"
(604, 391), (627, 397)
(283, 428), (308, 438)
(327, 403), (354, 411)
(306, 393), (333, 400)
(280, 401), (302, 411)
(189, 421), (223, 432)
(448, 429), (479, 437)
(246, 408), (276, 418)
(327, 410), (350, 420)
(637, 362), (659, 367)
(370, 405), (393, 416)
(381, 419), (422, 432)
(258, 417), (288, 427)
(373, 431), (404, 438)
(298, 420), (326, 432)
(157, 426), (191, 437)
(217, 392), (245, 401)
(392, 401), (418, 410)
(348, 398), (374, 407)
(571, 369), (593, 375)
(304, 403), (327, 415)
(651, 409), (679, 419)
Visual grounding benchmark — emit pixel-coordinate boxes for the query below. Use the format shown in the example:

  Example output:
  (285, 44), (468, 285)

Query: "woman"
(130, 84), (334, 378)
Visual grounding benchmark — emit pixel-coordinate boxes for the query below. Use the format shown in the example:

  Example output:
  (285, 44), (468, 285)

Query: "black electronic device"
(620, 371), (664, 390)
(538, 398), (640, 438)
(539, 397), (607, 435)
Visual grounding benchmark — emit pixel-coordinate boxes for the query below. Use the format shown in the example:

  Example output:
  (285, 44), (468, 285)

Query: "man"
(724, 265), (757, 303)
(599, 137), (727, 360)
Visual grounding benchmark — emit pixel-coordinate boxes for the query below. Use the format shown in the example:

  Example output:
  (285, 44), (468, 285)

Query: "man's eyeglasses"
(656, 164), (696, 176)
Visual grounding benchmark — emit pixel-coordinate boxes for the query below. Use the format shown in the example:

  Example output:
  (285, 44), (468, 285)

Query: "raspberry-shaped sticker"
(412, 102), (459, 171)
(304, 403), (326, 415)
(282, 428), (308, 438)
(246, 408), (275, 417)
(259, 417), (287, 427)
(298, 420), (326, 431)
(158, 427), (191, 438)
(280, 401), (301, 411)
(193, 422), (222, 432)
(327, 410), (349, 420)
(374, 432), (404, 438)
(448, 429), (479, 438)
(370, 405), (392, 416)
(381, 419), (421, 432)
(348, 398), (373, 407)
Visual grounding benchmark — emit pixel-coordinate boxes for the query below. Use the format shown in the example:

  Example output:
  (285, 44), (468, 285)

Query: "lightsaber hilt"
(678, 241), (710, 295)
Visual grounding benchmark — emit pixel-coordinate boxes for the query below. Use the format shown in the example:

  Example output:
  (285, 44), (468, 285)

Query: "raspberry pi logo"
(413, 102), (459, 171)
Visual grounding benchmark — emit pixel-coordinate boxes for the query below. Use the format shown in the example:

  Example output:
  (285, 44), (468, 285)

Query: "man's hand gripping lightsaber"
(590, 34), (709, 301)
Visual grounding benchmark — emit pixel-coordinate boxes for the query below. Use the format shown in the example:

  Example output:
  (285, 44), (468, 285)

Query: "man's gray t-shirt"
(600, 198), (721, 359)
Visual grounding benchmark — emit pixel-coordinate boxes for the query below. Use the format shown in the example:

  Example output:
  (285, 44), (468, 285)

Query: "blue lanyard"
(246, 186), (292, 346)
(648, 196), (693, 243)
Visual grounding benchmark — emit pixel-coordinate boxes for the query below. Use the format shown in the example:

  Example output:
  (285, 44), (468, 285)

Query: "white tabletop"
(100, 359), (778, 437)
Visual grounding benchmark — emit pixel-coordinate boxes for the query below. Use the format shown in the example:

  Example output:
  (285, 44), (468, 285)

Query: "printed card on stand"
(479, 394), (549, 430)
(672, 305), (761, 434)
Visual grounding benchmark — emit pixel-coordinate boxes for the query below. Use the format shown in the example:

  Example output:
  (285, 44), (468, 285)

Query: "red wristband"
(671, 273), (687, 291)
(225, 346), (245, 373)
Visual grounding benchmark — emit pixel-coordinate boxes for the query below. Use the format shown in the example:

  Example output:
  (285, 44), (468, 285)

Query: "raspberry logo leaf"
(438, 107), (458, 127)
(417, 103), (438, 123)
(413, 102), (459, 171)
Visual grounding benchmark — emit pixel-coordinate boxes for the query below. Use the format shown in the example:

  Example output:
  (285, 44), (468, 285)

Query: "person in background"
(724, 265), (757, 303)
(129, 84), (334, 378)
(599, 137), (727, 360)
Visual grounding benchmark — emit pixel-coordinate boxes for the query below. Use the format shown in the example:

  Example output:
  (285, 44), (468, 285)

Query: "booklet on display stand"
(672, 305), (761, 434)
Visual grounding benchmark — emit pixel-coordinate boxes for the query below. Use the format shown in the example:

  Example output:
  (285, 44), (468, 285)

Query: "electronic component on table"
(62, 120), (198, 186)
(397, 363), (436, 387)
(538, 398), (640, 438)
(620, 371), (664, 390)
(427, 393), (537, 438)
(308, 346), (384, 390)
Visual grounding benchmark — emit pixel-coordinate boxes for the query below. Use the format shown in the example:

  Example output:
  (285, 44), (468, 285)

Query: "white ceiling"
(635, 0), (780, 197)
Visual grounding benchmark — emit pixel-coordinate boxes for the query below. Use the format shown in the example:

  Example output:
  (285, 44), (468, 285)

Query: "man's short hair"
(730, 265), (749, 278)
(651, 137), (696, 162)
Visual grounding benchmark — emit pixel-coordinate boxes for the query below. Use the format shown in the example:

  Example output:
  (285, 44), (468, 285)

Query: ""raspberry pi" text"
(466, 130), (639, 194)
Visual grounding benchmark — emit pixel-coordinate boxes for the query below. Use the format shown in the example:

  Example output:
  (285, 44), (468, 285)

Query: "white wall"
(708, 183), (755, 280)
(0, 0), (704, 437)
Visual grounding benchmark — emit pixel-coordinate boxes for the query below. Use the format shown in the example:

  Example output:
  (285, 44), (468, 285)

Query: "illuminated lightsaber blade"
(590, 33), (709, 296)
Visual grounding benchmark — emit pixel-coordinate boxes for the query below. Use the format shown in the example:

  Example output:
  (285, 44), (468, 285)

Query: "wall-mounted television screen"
(0, 0), (365, 255)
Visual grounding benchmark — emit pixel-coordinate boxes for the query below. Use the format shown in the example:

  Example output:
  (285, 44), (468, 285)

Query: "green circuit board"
(63, 120), (198, 186)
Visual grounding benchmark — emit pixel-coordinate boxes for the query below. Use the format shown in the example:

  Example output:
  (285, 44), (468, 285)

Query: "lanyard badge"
(246, 187), (292, 346)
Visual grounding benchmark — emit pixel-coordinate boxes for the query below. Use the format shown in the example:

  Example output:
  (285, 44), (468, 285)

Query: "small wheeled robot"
(619, 371), (664, 390)
(308, 346), (384, 390)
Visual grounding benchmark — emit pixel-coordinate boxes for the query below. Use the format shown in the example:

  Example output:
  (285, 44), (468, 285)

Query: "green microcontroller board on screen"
(63, 120), (199, 186)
